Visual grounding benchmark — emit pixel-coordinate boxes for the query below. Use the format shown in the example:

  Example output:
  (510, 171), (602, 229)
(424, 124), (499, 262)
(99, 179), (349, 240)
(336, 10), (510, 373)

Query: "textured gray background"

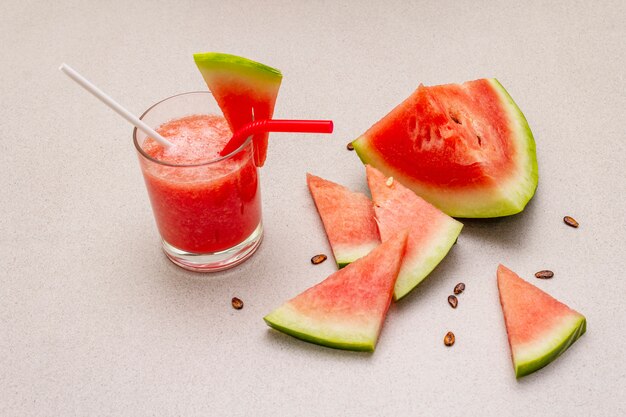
(1, 1), (625, 415)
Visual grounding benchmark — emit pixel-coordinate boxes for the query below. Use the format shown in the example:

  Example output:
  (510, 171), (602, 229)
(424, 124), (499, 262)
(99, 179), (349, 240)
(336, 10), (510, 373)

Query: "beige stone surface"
(1, 1), (625, 415)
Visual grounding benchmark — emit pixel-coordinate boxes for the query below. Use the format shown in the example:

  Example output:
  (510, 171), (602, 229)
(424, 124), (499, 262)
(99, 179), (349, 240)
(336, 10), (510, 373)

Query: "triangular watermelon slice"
(497, 265), (586, 378)
(366, 165), (463, 300)
(264, 231), (408, 351)
(193, 52), (282, 166)
(353, 79), (538, 218)
(307, 173), (380, 268)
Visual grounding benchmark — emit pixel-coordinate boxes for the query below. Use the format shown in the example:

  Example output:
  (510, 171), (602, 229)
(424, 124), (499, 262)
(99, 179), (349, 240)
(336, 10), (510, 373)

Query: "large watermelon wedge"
(307, 173), (380, 268)
(353, 79), (538, 218)
(497, 265), (586, 378)
(193, 52), (282, 166)
(264, 231), (407, 351)
(367, 165), (463, 300)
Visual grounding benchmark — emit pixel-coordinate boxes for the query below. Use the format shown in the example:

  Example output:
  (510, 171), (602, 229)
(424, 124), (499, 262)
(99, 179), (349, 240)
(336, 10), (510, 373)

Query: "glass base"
(161, 223), (263, 272)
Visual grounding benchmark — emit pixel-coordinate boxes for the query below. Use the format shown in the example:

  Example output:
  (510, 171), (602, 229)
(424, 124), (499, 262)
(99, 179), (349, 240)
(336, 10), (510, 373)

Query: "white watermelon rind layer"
(393, 217), (463, 300)
(352, 79), (538, 218)
(264, 303), (379, 351)
(512, 313), (586, 378)
(334, 241), (380, 269)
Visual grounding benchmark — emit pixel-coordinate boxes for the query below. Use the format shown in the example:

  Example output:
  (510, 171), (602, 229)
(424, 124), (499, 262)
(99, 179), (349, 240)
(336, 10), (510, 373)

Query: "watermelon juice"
(134, 92), (263, 271)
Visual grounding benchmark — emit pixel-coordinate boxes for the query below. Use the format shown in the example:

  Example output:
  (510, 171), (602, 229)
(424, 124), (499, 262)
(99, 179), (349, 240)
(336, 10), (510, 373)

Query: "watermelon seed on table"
(346, 142), (354, 151)
(444, 332), (455, 347)
(448, 295), (458, 309)
(231, 297), (244, 310)
(310, 254), (327, 265)
(454, 282), (465, 295)
(563, 216), (579, 228)
(535, 270), (554, 279)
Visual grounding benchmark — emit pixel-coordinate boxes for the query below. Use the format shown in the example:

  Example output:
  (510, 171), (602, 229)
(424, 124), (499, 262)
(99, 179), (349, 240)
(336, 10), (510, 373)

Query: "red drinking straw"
(220, 119), (334, 156)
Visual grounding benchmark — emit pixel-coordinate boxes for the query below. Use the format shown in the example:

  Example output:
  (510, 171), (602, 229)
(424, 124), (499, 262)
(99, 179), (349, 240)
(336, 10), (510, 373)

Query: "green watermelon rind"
(193, 52), (282, 81)
(264, 304), (377, 352)
(352, 79), (538, 218)
(393, 218), (463, 300)
(489, 79), (539, 217)
(513, 314), (586, 378)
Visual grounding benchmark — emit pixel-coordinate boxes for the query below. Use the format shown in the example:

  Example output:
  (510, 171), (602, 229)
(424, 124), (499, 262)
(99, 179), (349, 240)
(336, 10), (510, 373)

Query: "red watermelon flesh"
(497, 265), (586, 378)
(194, 52), (282, 166)
(307, 173), (380, 268)
(353, 79), (537, 218)
(263, 231), (408, 351)
(367, 165), (463, 300)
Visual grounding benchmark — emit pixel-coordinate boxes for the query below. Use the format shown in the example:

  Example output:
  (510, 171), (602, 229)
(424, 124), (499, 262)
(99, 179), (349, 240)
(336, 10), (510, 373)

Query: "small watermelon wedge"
(497, 265), (586, 378)
(193, 52), (282, 166)
(307, 173), (380, 268)
(353, 79), (538, 218)
(366, 165), (463, 300)
(264, 231), (408, 351)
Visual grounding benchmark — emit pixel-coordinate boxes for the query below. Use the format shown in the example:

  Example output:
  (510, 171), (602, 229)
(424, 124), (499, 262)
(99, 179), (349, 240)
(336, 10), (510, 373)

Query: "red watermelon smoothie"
(134, 92), (263, 271)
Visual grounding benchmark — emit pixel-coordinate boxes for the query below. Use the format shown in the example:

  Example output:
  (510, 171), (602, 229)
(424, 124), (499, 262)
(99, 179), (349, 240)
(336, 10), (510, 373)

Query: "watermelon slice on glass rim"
(353, 79), (538, 218)
(193, 52), (282, 166)
(497, 265), (586, 378)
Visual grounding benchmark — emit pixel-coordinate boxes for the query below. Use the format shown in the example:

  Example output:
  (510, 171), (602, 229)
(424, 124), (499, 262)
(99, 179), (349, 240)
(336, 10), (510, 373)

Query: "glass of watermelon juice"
(133, 92), (263, 271)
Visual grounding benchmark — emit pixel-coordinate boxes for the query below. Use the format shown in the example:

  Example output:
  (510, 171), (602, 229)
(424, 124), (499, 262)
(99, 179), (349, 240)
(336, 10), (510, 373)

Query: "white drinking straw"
(59, 63), (173, 148)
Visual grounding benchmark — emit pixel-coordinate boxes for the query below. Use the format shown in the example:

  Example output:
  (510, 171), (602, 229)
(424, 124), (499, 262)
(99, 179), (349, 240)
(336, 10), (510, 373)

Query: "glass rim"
(133, 91), (253, 168)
